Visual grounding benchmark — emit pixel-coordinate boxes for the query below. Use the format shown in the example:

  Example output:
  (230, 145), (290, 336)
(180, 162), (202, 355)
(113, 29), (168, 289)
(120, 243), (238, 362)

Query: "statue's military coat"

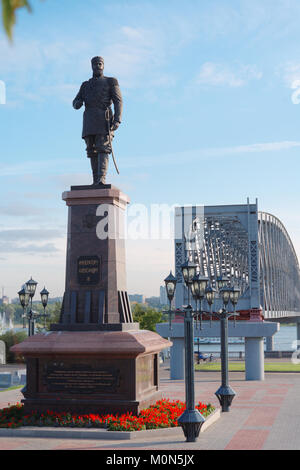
(73, 76), (123, 138)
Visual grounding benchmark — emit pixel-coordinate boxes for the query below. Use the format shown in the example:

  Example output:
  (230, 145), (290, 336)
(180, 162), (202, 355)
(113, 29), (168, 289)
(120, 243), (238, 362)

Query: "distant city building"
(145, 296), (161, 308)
(160, 286), (168, 306)
(129, 294), (145, 304)
(0, 296), (9, 305)
(46, 297), (63, 304)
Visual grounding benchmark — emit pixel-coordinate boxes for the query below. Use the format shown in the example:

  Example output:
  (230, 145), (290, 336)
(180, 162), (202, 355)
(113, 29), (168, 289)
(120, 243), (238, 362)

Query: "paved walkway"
(0, 362), (299, 450)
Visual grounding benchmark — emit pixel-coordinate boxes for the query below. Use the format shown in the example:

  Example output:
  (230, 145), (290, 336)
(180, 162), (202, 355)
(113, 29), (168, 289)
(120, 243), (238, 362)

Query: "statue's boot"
(90, 156), (98, 185)
(96, 153), (109, 185)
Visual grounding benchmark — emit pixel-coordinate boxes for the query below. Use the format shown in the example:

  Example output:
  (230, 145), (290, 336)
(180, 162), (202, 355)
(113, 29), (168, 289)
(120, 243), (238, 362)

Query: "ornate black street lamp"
(18, 286), (30, 329)
(191, 273), (209, 330)
(40, 287), (50, 328)
(213, 281), (240, 412)
(205, 285), (217, 326)
(18, 278), (50, 336)
(181, 260), (197, 305)
(164, 271), (177, 330)
(26, 276), (38, 298)
(164, 261), (212, 443)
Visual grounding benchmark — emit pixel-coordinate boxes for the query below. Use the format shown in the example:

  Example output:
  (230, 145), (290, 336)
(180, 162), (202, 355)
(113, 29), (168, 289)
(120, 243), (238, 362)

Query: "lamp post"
(18, 278), (49, 336)
(181, 260), (197, 305)
(205, 285), (217, 327)
(164, 262), (211, 443)
(40, 287), (50, 328)
(18, 286), (30, 329)
(165, 264), (241, 416)
(213, 278), (241, 412)
(191, 273), (209, 330)
(164, 271), (177, 330)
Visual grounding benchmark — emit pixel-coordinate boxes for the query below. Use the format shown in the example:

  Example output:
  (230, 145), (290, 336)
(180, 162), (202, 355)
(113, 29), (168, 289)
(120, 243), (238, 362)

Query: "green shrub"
(0, 330), (27, 363)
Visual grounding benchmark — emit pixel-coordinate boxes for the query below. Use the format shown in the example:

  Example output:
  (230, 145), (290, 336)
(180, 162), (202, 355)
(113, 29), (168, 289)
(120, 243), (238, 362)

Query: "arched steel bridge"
(174, 200), (300, 320)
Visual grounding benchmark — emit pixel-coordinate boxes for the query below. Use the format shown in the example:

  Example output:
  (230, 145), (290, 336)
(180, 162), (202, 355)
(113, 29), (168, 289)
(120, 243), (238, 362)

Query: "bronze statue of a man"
(73, 56), (123, 185)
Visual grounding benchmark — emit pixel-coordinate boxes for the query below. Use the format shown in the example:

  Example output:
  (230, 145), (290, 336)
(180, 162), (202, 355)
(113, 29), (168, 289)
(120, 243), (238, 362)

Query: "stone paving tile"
(263, 384), (300, 450)
(265, 387), (292, 395)
(0, 438), (28, 450)
(243, 406), (280, 427)
(53, 440), (112, 451)
(0, 388), (23, 410)
(225, 429), (270, 450)
(232, 389), (258, 401)
(256, 395), (287, 405)
(251, 389), (269, 402)
(0, 367), (299, 450)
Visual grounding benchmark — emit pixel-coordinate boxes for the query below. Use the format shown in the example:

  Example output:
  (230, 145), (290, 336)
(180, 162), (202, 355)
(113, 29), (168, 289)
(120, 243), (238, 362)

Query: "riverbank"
(195, 361), (300, 372)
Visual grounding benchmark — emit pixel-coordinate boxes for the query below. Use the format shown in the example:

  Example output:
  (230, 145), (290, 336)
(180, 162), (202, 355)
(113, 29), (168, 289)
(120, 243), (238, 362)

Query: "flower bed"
(0, 399), (215, 431)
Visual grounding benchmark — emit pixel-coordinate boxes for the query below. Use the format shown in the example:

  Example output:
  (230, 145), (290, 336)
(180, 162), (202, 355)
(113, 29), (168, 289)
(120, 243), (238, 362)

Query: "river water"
(193, 325), (298, 354)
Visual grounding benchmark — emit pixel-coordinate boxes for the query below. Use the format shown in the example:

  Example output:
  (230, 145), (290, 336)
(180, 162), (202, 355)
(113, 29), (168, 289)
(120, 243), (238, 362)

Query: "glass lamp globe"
(164, 271), (177, 301)
(230, 285), (240, 306)
(216, 275), (229, 291)
(205, 285), (217, 306)
(40, 287), (49, 308)
(181, 260), (197, 285)
(26, 277), (38, 298)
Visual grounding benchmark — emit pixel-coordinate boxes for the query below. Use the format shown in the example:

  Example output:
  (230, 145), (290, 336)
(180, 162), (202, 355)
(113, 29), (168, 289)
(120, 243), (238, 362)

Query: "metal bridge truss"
(175, 202), (300, 319)
(186, 215), (249, 297)
(258, 212), (300, 318)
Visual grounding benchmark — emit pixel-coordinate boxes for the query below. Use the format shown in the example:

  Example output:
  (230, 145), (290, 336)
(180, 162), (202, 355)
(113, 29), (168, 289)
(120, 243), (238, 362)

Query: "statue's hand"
(73, 99), (83, 110)
(111, 121), (120, 131)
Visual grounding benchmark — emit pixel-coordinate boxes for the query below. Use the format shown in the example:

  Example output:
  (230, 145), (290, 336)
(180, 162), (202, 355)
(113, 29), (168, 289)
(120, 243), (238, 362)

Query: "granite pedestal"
(12, 185), (171, 415)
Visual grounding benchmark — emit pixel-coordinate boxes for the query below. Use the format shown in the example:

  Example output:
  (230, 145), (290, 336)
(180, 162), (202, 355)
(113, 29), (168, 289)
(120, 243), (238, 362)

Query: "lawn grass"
(0, 386), (23, 393)
(195, 361), (300, 372)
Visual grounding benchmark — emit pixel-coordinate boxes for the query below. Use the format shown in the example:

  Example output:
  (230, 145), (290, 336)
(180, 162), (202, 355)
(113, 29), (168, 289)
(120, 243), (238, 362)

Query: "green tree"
(0, 329), (27, 362)
(132, 304), (163, 332)
(1, 0), (31, 41)
(34, 301), (61, 331)
(0, 303), (14, 318)
(12, 304), (25, 324)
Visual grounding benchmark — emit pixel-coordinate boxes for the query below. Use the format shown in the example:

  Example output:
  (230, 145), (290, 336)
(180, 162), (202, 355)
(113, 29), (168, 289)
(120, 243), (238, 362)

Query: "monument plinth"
(12, 185), (171, 415)
(56, 184), (132, 328)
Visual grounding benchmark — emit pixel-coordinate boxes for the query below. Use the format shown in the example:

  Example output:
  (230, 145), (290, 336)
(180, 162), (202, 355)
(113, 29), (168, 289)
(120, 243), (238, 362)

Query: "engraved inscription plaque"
(77, 255), (100, 285)
(44, 363), (120, 394)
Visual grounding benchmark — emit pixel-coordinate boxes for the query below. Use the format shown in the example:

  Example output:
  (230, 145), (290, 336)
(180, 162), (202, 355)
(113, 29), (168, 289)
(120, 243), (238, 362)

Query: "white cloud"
(0, 80), (6, 104)
(196, 62), (262, 87)
(0, 24), (174, 103)
(0, 158), (82, 177)
(278, 62), (300, 87)
(277, 62), (300, 104)
(121, 140), (300, 169)
(275, 62), (300, 104)
(0, 38), (92, 104)
(101, 26), (167, 88)
(1, 140), (299, 181)
(211, 140), (300, 155)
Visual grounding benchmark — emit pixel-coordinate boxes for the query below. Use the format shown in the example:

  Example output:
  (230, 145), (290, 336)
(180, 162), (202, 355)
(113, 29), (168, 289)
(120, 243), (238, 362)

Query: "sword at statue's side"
(105, 108), (120, 175)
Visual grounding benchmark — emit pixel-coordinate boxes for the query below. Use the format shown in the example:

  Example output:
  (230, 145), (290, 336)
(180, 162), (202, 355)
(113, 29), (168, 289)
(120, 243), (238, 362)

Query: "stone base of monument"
(11, 328), (171, 415)
(11, 183), (172, 415)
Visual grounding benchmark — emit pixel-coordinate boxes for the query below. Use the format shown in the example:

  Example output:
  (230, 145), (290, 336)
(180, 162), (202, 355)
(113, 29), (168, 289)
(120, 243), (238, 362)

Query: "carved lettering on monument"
(77, 255), (101, 285)
(44, 363), (120, 394)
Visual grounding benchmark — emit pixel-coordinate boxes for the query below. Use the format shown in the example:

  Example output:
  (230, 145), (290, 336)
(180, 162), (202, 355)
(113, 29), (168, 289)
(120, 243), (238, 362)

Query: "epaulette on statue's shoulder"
(108, 77), (119, 86)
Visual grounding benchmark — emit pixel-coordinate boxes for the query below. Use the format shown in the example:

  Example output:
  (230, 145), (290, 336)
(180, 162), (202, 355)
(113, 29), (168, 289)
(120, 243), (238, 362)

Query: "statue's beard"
(93, 70), (104, 78)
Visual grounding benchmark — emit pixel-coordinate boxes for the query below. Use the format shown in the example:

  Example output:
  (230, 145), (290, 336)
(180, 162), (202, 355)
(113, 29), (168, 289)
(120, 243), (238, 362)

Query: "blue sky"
(1, 0), (300, 300)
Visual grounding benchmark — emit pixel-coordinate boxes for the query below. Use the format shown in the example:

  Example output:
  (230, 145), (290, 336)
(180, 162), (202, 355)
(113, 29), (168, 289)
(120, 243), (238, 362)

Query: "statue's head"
(91, 56), (104, 77)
